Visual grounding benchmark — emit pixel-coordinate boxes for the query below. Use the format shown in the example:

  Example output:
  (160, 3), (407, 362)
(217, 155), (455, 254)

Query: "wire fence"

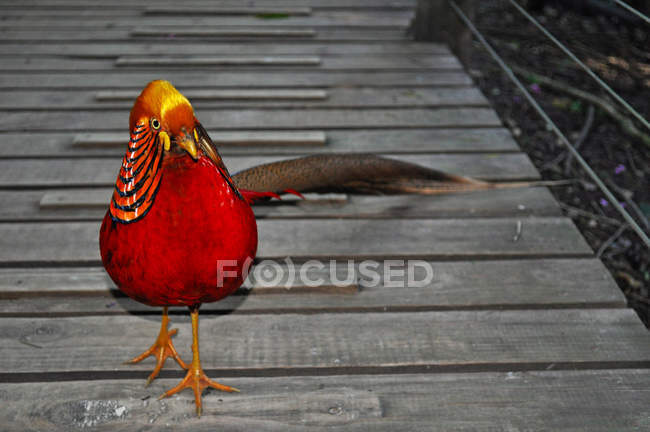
(613, 0), (650, 25)
(448, 0), (650, 249)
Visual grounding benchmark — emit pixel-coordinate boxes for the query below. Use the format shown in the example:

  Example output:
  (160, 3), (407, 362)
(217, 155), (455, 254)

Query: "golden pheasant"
(100, 80), (546, 416)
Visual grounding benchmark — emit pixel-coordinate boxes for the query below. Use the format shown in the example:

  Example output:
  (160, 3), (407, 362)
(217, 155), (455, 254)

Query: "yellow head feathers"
(129, 80), (196, 135)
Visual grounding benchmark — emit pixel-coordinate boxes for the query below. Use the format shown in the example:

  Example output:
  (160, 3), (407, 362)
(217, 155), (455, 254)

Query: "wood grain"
(0, 187), (559, 222)
(0, 258), (623, 313)
(0, 87), (489, 110)
(0, 129), (519, 157)
(1, 371), (649, 431)
(73, 131), (327, 147)
(0, 218), (592, 265)
(0, 12), (414, 28)
(0, 42), (447, 57)
(115, 55), (323, 67)
(0, 0), (415, 7)
(0, 108), (502, 132)
(95, 89), (329, 101)
(133, 28), (408, 41)
(0, 87), (488, 112)
(0, 71), (471, 90)
(38, 190), (346, 210)
(145, 6), (313, 15)
(0, 154), (540, 188)
(0, 55), (464, 71)
(0, 309), (647, 374)
(133, 27), (317, 37)
(0, 29), (410, 42)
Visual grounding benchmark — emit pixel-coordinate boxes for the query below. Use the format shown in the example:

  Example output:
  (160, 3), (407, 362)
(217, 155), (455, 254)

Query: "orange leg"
(158, 306), (239, 417)
(124, 306), (188, 386)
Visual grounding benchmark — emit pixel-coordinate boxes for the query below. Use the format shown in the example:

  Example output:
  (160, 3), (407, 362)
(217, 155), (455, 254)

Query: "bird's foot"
(124, 321), (188, 386)
(158, 365), (239, 417)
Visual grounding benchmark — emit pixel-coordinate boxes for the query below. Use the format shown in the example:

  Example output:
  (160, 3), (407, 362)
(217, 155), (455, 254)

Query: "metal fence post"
(411, 0), (475, 67)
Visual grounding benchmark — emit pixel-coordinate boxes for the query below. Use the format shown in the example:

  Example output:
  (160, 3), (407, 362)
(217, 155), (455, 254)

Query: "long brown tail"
(232, 153), (561, 197)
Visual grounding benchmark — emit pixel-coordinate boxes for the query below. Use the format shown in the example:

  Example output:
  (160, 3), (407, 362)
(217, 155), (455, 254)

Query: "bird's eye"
(151, 118), (161, 130)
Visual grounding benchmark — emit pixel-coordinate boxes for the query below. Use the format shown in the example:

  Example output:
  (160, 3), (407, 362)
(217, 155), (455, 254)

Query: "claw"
(124, 308), (188, 385)
(159, 366), (238, 416)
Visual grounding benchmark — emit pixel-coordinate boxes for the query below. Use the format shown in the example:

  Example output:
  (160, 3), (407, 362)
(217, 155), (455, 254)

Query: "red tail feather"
(283, 188), (305, 199)
(239, 189), (281, 204)
(239, 188), (307, 204)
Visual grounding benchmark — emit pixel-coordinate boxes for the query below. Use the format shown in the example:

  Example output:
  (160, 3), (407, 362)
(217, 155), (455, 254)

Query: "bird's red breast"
(100, 149), (258, 307)
(99, 80), (257, 307)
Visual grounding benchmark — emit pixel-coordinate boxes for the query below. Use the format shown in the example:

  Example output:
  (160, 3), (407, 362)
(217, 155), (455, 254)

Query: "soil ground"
(469, 0), (650, 325)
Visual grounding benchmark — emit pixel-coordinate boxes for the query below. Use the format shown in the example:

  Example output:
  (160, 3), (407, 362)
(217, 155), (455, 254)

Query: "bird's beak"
(175, 127), (199, 161)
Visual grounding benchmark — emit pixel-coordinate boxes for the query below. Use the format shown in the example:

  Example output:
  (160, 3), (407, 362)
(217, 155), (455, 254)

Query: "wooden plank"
(0, 9), (134, 17)
(0, 8), (404, 17)
(96, 89), (329, 101)
(145, 6), (313, 15)
(0, 43), (449, 57)
(0, 187), (561, 222)
(38, 190), (345, 210)
(0, 129), (519, 157)
(0, 258), (624, 313)
(0, 55), (463, 71)
(1, 87), (489, 110)
(114, 55), (460, 69)
(73, 131), (327, 147)
(0, 218), (592, 265)
(235, 188), (563, 219)
(0, 9), (402, 20)
(133, 28), (321, 37)
(0, 154), (540, 188)
(0, 71), (471, 89)
(0, 309), (647, 373)
(115, 55), (322, 67)
(36, 186), (553, 213)
(0, 13), (413, 29)
(133, 27), (316, 38)
(1, 371), (648, 431)
(0, 261), (359, 298)
(0, 0), (416, 8)
(0, 28), (410, 41)
(0, 108), (502, 131)
(255, 218), (591, 259)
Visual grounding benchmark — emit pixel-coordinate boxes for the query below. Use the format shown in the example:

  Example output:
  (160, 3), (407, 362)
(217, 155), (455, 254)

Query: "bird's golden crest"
(109, 81), (199, 223)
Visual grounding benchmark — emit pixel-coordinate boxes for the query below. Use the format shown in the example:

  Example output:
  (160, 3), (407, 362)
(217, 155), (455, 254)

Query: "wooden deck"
(1, 1), (649, 429)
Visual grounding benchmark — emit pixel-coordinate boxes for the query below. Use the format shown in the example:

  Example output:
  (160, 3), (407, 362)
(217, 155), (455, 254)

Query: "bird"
(100, 80), (555, 416)
(99, 80), (260, 417)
